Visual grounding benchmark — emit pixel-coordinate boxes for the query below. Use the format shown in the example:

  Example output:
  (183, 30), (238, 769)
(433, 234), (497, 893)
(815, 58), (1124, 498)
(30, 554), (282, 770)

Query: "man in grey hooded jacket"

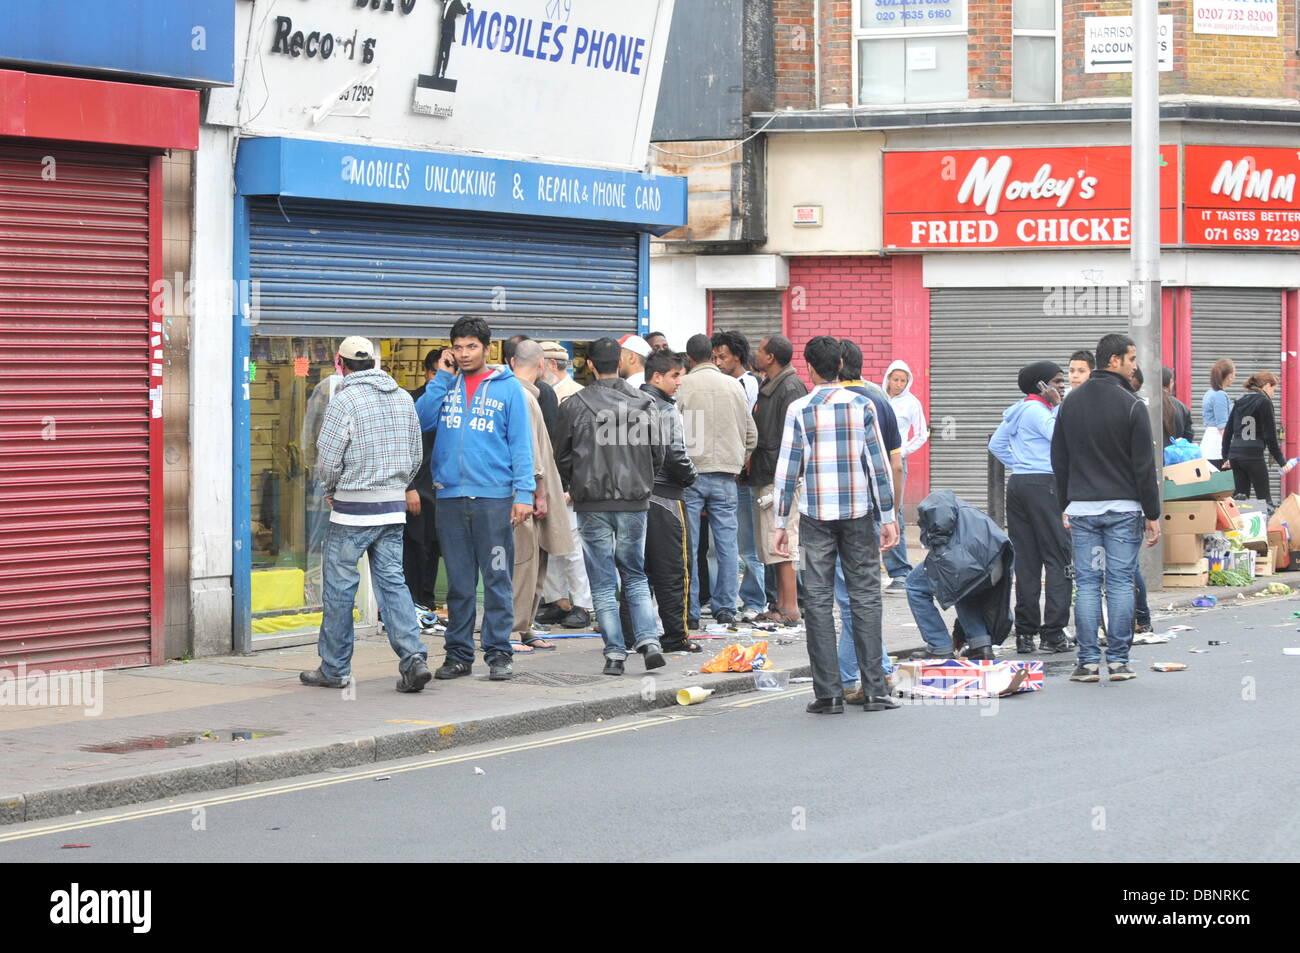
(883, 359), (929, 585)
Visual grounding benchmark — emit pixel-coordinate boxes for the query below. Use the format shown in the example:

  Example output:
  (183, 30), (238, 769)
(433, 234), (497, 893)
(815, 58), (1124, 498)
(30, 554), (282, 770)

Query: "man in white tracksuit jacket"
(882, 359), (929, 584)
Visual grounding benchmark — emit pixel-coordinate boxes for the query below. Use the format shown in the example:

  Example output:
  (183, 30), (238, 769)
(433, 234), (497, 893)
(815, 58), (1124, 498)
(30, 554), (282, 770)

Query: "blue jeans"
(883, 458), (913, 580)
(683, 473), (740, 619)
(1070, 511), (1143, 665)
(436, 496), (516, 666)
(319, 522), (427, 680)
(578, 510), (660, 660)
(736, 483), (768, 612)
(904, 563), (992, 653)
(838, 558), (895, 690)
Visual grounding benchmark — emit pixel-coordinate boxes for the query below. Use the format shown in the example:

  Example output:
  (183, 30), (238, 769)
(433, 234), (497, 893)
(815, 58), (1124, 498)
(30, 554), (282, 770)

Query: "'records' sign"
(232, 0), (675, 170)
(1184, 146), (1300, 247)
(882, 147), (1179, 250)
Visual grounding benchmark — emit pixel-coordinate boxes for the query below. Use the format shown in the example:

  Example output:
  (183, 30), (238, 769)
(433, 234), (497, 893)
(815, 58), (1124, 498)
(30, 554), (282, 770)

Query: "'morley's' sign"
(883, 147), (1178, 250)
(1184, 146), (1300, 247)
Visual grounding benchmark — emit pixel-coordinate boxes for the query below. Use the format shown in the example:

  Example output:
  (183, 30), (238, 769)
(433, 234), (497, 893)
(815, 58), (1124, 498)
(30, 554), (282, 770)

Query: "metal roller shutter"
(929, 287), (1126, 510)
(710, 290), (783, 356)
(0, 144), (156, 672)
(249, 199), (640, 340)
(1190, 288), (1284, 503)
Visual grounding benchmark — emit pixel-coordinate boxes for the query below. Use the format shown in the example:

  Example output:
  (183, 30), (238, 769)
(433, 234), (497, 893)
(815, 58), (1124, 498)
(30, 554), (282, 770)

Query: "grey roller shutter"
(929, 287), (1126, 510)
(248, 198), (640, 341)
(710, 290), (783, 358)
(1190, 288), (1284, 503)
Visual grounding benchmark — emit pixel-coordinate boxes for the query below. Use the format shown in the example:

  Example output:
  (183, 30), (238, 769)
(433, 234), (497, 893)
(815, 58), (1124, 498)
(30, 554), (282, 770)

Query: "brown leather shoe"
(845, 688), (866, 706)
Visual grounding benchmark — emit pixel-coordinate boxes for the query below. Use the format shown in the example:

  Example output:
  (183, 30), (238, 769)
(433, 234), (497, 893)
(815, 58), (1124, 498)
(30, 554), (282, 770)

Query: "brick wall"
(774, 0), (816, 109)
(775, 1), (1300, 109)
(785, 256), (894, 383)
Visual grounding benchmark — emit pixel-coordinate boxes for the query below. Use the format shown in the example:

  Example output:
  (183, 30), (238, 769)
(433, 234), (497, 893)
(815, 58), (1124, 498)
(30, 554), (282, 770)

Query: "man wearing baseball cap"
(619, 334), (652, 390)
(303, 336), (432, 693)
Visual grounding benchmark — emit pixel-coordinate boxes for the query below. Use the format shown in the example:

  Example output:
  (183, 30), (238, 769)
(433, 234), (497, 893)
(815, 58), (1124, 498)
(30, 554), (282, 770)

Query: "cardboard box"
(1257, 547), (1277, 577)
(1229, 550), (1256, 580)
(1162, 463), (1235, 502)
(1163, 558), (1209, 588)
(893, 659), (1044, 699)
(1163, 501), (1217, 535)
(1267, 494), (1300, 535)
(1163, 533), (1205, 566)
(1215, 498), (1242, 531)
(1268, 529), (1290, 569)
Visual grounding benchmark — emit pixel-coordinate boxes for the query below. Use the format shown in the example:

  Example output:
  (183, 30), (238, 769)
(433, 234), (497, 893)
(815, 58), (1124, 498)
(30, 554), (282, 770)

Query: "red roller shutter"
(0, 143), (161, 673)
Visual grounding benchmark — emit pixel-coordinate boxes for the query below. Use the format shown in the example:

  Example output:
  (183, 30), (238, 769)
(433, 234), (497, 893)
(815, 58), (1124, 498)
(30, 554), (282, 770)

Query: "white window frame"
(1011, 0), (1063, 104)
(852, 0), (970, 108)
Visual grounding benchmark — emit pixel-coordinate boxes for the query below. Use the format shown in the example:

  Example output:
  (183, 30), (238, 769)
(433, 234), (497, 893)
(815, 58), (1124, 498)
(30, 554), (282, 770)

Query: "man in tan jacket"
(675, 333), (758, 625)
(509, 341), (573, 651)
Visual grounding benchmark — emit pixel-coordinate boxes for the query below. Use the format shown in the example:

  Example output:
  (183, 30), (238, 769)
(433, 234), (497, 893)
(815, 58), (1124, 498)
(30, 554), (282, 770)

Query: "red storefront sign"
(1184, 146), (1300, 247)
(883, 146), (1179, 250)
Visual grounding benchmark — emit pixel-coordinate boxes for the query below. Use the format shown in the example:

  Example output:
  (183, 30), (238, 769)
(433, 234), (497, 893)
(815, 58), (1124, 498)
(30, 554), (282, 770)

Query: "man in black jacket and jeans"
(1051, 333), (1162, 684)
(618, 349), (701, 653)
(555, 337), (667, 675)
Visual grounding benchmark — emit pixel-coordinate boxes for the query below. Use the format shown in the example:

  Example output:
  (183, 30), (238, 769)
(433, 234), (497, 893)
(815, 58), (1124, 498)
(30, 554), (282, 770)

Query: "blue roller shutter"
(248, 198), (640, 340)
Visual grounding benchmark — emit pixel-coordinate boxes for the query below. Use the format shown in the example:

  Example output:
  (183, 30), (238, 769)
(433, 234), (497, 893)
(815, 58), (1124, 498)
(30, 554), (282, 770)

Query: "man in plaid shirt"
(773, 336), (900, 715)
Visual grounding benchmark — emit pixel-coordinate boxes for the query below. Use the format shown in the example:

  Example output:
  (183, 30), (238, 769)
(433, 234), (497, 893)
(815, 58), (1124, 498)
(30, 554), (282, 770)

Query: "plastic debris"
(1189, 648), (1209, 654)
(1191, 596), (1217, 608)
(1151, 662), (1187, 672)
(1208, 640), (1227, 646)
(474, 767), (486, 775)
(1167, 625), (1195, 632)
(1284, 648), (1300, 656)
(60, 844), (91, 849)
(375, 776), (391, 781)
(1132, 634), (1171, 645)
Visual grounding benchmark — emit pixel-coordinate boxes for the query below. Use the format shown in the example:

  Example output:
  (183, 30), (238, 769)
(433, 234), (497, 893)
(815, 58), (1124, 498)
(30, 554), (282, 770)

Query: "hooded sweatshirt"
(414, 365), (536, 504)
(882, 359), (929, 458)
(315, 369), (424, 526)
(988, 398), (1056, 475)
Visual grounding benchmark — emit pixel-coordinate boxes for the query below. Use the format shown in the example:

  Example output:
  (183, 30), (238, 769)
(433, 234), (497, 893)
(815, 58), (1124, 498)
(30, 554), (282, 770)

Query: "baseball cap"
(539, 341), (570, 359)
(337, 336), (376, 361)
(619, 334), (652, 359)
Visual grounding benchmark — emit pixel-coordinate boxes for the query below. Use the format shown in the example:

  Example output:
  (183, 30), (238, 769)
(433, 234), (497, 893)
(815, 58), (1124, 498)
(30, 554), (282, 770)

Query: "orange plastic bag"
(700, 641), (769, 673)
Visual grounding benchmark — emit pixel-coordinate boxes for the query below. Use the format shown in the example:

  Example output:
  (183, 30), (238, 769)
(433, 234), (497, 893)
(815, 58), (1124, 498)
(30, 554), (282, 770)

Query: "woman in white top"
(881, 359), (929, 584)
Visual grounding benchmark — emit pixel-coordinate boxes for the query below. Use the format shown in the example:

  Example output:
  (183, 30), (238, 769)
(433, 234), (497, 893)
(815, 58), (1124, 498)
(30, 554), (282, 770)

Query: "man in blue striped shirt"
(773, 336), (900, 715)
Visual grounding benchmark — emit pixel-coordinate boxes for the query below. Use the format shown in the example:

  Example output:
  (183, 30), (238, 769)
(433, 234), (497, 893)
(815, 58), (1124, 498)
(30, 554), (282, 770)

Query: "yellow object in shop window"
(251, 608), (360, 635)
(250, 568), (306, 613)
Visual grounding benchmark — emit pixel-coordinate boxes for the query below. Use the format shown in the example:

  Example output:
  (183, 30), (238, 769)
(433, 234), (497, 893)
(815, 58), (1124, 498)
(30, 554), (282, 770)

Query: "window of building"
(1013, 0), (1060, 103)
(854, 0), (969, 106)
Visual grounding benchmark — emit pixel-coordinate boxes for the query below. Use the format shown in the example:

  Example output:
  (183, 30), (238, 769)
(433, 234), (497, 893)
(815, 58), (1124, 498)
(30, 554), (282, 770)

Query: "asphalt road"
(4, 596), (1298, 863)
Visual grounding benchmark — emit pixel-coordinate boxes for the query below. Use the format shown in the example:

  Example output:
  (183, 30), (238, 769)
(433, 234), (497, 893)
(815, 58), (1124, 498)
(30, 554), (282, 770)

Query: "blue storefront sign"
(236, 137), (687, 235)
(0, 0), (235, 87)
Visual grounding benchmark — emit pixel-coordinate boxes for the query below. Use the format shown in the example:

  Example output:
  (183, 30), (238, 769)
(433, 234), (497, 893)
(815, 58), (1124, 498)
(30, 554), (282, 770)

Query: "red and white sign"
(1184, 146), (1300, 247)
(883, 146), (1179, 250)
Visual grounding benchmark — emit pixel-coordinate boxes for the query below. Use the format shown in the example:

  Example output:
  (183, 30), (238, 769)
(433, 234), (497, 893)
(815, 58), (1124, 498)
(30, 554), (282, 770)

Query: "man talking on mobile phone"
(415, 316), (535, 683)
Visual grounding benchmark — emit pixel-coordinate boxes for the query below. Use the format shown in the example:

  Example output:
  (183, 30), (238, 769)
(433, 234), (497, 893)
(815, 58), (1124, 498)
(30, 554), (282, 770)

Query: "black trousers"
(1005, 474), (1071, 641)
(403, 492), (441, 608)
(621, 495), (694, 650)
(1231, 457), (1273, 504)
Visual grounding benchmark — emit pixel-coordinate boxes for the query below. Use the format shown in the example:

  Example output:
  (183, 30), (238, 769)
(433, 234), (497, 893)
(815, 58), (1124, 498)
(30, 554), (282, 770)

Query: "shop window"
(854, 0), (969, 106)
(1013, 0), (1059, 103)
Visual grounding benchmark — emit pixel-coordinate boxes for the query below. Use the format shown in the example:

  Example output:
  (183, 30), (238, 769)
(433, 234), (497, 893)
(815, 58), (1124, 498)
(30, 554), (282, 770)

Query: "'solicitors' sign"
(226, 0), (674, 170)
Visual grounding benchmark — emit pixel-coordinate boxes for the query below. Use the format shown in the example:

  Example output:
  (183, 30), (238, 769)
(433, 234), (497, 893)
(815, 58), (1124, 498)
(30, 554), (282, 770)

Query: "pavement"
(0, 573), (1294, 827)
(2, 592), (1297, 862)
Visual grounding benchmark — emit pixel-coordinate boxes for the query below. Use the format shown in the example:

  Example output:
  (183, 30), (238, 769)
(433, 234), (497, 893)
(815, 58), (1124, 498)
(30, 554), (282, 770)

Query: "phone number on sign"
(1200, 227), (1300, 243)
(1196, 7), (1276, 25)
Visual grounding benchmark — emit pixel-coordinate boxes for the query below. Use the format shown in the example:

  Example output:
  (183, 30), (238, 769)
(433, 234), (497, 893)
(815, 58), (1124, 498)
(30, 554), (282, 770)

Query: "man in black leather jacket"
(618, 349), (700, 653)
(555, 338), (667, 675)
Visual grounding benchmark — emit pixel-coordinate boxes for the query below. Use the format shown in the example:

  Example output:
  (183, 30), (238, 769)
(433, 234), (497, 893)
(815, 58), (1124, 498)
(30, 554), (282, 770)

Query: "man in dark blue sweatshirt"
(415, 316), (535, 683)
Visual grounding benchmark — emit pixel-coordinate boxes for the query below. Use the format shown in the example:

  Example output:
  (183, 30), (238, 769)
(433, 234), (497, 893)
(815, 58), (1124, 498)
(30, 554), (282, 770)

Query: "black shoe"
(396, 658), (433, 693)
(862, 695), (900, 712)
(643, 647), (666, 670)
(1070, 663), (1101, 682)
(663, 641), (704, 653)
(535, 602), (568, 624)
(687, 617), (701, 631)
(963, 645), (995, 661)
(602, 658), (625, 676)
(559, 607), (591, 629)
(434, 659), (473, 680)
(300, 668), (349, 689)
(714, 611), (737, 625)
(1107, 661), (1136, 681)
(909, 648), (955, 660)
(1133, 623), (1154, 636)
(806, 696), (845, 714)
(1039, 636), (1072, 654)
(488, 660), (514, 681)
(1015, 634), (1036, 654)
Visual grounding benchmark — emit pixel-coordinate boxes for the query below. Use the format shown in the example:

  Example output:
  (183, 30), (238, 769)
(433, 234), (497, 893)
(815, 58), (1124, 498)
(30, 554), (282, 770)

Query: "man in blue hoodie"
(988, 361), (1071, 655)
(415, 316), (535, 682)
